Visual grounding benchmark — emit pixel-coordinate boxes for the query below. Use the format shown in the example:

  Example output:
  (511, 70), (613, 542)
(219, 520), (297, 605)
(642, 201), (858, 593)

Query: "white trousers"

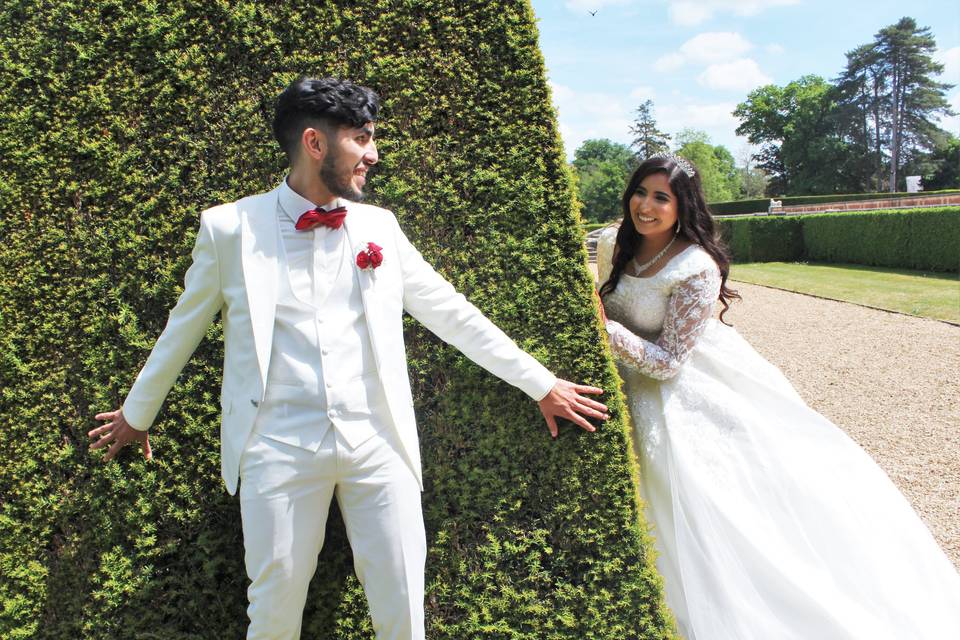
(239, 426), (426, 640)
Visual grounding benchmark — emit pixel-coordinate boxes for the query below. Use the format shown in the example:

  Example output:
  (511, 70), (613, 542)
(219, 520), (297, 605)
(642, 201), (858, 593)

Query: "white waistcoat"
(251, 224), (389, 451)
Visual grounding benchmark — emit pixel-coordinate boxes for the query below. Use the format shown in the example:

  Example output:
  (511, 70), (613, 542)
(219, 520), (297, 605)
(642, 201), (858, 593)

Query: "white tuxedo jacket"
(122, 186), (557, 494)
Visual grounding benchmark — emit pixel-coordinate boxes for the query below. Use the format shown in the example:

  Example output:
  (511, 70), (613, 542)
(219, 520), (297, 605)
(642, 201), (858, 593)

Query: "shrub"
(715, 216), (803, 263)
(0, 1), (675, 638)
(710, 189), (960, 216)
(802, 208), (960, 272)
(717, 208), (959, 272)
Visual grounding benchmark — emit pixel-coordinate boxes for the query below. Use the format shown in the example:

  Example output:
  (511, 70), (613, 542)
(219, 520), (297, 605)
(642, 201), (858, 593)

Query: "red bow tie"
(295, 206), (348, 231)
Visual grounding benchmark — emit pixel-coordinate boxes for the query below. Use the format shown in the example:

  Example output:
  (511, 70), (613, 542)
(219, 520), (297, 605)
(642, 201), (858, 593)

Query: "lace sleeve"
(596, 225), (618, 289)
(605, 267), (721, 380)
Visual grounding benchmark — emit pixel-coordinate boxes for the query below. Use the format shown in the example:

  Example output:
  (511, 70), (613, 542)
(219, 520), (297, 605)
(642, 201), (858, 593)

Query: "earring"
(675, 221), (680, 236)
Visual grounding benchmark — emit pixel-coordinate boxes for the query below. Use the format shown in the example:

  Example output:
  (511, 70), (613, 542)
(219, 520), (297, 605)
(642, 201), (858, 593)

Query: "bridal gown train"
(596, 227), (960, 640)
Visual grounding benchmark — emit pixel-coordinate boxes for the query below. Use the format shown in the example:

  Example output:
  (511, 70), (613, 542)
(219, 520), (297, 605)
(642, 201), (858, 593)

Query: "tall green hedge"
(0, 1), (675, 638)
(716, 207), (960, 272)
(722, 216), (804, 263)
(710, 189), (960, 216)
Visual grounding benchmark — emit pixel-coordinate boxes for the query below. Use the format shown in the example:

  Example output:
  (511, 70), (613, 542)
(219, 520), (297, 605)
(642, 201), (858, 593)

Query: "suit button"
(322, 348), (329, 355)
(327, 409), (338, 419)
(251, 399), (259, 407)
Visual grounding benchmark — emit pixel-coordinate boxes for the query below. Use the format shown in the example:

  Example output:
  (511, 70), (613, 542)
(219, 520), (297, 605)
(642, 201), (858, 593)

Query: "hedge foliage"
(0, 1), (676, 638)
(721, 216), (804, 263)
(716, 207), (960, 272)
(710, 189), (960, 215)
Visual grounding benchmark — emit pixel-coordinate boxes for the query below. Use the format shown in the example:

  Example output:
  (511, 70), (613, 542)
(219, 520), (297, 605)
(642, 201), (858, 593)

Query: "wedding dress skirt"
(597, 232), (960, 640)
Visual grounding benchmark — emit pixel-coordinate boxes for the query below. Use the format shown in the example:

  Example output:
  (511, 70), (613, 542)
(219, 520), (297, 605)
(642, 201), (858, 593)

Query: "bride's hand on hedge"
(538, 379), (609, 438)
(89, 409), (152, 461)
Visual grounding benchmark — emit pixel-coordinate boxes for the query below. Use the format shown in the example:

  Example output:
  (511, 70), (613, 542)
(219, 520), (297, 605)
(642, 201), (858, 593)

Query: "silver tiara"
(649, 153), (695, 178)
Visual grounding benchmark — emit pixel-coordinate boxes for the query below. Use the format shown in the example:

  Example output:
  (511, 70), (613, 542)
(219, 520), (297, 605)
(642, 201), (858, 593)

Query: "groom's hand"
(89, 408), (152, 461)
(538, 379), (608, 438)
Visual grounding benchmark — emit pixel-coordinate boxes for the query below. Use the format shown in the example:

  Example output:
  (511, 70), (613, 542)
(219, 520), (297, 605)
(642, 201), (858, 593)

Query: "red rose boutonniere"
(356, 242), (384, 270)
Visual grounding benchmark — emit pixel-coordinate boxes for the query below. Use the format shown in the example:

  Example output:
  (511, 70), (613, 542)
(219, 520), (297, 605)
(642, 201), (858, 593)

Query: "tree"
(628, 100), (671, 159)
(735, 17), (956, 196)
(577, 161), (631, 221)
(833, 17), (954, 191)
(873, 17), (955, 190)
(674, 129), (740, 203)
(915, 134), (960, 190)
(735, 76), (860, 195)
(712, 144), (741, 200)
(737, 165), (768, 198)
(835, 43), (888, 190)
(572, 139), (637, 221)
(572, 138), (637, 172)
(735, 147), (768, 198)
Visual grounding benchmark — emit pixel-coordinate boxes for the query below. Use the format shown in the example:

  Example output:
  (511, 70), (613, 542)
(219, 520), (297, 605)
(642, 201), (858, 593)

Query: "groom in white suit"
(89, 77), (608, 639)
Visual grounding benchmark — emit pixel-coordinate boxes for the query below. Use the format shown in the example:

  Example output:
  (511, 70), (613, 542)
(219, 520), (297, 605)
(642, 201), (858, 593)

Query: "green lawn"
(730, 262), (960, 323)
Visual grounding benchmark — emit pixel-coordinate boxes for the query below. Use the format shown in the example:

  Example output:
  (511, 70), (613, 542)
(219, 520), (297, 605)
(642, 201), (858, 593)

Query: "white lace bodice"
(596, 225), (722, 380)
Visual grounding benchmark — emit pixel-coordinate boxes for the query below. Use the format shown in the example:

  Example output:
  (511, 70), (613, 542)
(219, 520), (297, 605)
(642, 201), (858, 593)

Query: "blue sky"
(529, 0), (960, 162)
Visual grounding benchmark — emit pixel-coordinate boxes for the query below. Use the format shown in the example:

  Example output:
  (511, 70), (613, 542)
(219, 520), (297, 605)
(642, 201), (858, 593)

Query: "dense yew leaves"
(0, 1), (675, 638)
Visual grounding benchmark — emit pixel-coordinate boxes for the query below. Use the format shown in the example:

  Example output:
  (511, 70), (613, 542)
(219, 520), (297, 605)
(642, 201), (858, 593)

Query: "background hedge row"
(715, 207), (960, 272)
(0, 1), (675, 638)
(710, 189), (960, 216)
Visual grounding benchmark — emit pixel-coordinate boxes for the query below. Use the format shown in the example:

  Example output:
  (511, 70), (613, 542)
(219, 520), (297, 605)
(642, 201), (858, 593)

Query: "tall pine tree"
(629, 100), (671, 159)
(835, 43), (888, 191)
(873, 17), (954, 190)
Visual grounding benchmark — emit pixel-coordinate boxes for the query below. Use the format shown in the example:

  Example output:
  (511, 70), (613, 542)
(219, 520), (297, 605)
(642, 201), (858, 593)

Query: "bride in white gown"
(596, 153), (960, 640)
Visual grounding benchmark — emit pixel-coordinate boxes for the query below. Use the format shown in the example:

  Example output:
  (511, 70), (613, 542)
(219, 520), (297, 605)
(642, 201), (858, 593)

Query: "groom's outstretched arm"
(89, 211), (224, 459)
(391, 217), (608, 436)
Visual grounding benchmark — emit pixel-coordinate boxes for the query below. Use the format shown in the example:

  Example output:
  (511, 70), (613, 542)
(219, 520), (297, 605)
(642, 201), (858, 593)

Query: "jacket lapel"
(344, 209), (384, 372)
(240, 188), (281, 389)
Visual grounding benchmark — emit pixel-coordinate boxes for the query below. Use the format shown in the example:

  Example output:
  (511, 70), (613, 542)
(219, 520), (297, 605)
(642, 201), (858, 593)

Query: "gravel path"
(724, 282), (959, 569)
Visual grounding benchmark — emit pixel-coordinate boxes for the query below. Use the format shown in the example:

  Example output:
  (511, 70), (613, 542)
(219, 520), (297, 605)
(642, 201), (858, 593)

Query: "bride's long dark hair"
(598, 155), (740, 324)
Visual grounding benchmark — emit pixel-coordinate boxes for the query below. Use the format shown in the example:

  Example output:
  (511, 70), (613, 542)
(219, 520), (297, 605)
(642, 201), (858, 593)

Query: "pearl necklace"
(632, 235), (677, 274)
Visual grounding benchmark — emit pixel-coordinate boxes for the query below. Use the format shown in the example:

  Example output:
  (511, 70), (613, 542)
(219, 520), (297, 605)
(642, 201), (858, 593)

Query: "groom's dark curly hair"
(272, 76), (380, 160)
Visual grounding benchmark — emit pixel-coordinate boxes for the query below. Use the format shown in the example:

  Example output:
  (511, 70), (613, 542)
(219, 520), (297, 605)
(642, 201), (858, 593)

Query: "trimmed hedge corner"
(0, 1), (676, 639)
(716, 207), (960, 272)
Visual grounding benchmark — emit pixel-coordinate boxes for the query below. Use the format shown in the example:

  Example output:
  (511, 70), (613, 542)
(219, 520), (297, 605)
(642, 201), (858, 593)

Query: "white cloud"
(679, 32), (753, 64)
(550, 81), (576, 103)
(653, 32), (755, 72)
(629, 85), (657, 100)
(658, 101), (740, 133)
(936, 46), (960, 85)
(667, 0), (800, 27)
(549, 81), (635, 159)
(654, 52), (686, 72)
(550, 81), (751, 158)
(653, 100), (748, 150)
(669, 1), (714, 26)
(698, 58), (773, 91)
(766, 43), (785, 55)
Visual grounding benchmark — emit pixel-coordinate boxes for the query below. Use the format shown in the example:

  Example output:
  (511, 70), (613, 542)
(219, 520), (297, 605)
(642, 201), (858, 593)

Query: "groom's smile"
(321, 122), (378, 200)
